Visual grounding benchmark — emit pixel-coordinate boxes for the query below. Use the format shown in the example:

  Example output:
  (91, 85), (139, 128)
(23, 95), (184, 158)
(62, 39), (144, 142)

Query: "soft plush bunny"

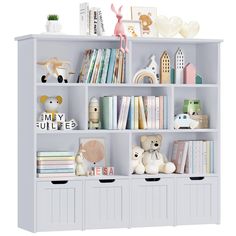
(111, 3), (128, 53)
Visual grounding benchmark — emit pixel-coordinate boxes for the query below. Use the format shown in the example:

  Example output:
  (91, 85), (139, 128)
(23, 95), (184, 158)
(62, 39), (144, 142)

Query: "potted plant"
(46, 14), (62, 33)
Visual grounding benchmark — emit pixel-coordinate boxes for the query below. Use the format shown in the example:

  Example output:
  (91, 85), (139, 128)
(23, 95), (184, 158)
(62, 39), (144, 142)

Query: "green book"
(97, 49), (106, 83)
(101, 96), (113, 129)
(86, 49), (98, 83)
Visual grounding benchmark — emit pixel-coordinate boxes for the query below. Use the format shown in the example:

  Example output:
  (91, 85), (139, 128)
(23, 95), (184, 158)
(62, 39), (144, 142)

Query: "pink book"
(184, 63), (196, 84)
(159, 96), (164, 129)
(171, 141), (189, 173)
(37, 160), (75, 165)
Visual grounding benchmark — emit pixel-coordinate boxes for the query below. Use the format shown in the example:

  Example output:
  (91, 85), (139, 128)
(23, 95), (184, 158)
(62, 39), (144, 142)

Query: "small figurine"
(88, 97), (101, 129)
(183, 63), (196, 84)
(37, 57), (75, 83)
(111, 4), (128, 53)
(174, 114), (199, 129)
(183, 99), (201, 115)
(160, 51), (171, 84)
(75, 147), (87, 176)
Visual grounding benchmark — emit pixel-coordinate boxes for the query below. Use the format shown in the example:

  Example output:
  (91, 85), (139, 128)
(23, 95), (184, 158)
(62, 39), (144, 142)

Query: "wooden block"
(47, 122), (58, 130)
(55, 113), (65, 122)
(103, 167), (114, 175)
(184, 63), (196, 84)
(41, 113), (53, 122)
(61, 121), (71, 130)
(195, 74), (203, 84)
(36, 121), (47, 130)
(70, 119), (78, 129)
(171, 68), (175, 84)
(94, 167), (103, 176)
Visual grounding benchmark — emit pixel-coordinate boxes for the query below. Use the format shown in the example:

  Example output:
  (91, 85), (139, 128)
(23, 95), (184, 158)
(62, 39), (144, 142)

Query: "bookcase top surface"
(15, 34), (223, 44)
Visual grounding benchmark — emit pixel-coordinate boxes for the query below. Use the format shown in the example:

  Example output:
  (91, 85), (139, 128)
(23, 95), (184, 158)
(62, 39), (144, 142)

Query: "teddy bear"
(141, 135), (176, 174)
(131, 146), (145, 174)
(40, 95), (63, 121)
(75, 147), (87, 176)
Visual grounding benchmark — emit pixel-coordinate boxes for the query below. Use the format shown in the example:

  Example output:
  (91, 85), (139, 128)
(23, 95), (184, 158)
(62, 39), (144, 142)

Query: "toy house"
(175, 48), (185, 84)
(184, 63), (196, 84)
(160, 50), (170, 84)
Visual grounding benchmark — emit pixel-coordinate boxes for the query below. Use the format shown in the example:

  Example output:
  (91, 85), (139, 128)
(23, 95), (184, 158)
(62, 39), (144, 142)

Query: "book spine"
(112, 96), (117, 129)
(37, 152), (74, 157)
(203, 141), (207, 174)
(91, 49), (102, 83)
(112, 49), (120, 83)
(96, 49), (105, 83)
(106, 49), (116, 83)
(97, 8), (105, 36)
(86, 49), (97, 83)
(134, 97), (139, 129)
(138, 96), (147, 129)
(151, 96), (156, 129)
(180, 141), (189, 173)
(100, 49), (111, 83)
(164, 96), (168, 129)
(117, 96), (126, 129)
(155, 97), (160, 129)
(159, 96), (164, 129)
(127, 96), (134, 129)
(122, 96), (131, 129)
(211, 141), (214, 173)
(79, 2), (89, 35)
(117, 51), (123, 83)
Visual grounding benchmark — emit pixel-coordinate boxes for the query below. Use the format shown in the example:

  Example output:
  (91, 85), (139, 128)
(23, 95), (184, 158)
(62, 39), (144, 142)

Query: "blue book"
(37, 168), (75, 173)
(106, 49), (117, 83)
(163, 96), (168, 129)
(127, 96), (134, 129)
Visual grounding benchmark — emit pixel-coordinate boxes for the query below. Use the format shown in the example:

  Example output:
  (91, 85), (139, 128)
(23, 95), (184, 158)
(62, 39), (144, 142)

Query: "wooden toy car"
(183, 99), (201, 115)
(174, 113), (199, 129)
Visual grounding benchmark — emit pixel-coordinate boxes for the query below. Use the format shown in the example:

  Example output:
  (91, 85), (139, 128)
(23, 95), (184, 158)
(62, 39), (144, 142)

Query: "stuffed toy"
(40, 95), (63, 120)
(131, 146), (145, 174)
(141, 135), (176, 174)
(75, 147), (87, 176)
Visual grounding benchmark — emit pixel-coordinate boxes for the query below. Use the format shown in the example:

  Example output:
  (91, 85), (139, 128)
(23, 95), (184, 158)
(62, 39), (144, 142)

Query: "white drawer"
(131, 177), (174, 227)
(176, 177), (218, 225)
(36, 180), (83, 231)
(85, 178), (129, 229)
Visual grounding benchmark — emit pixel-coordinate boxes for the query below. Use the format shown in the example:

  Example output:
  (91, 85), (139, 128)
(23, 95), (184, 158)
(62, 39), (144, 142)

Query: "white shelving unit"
(17, 34), (222, 232)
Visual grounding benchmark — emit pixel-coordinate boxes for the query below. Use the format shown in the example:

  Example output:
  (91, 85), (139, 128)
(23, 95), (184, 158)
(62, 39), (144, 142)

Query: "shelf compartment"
(37, 132), (130, 176)
(36, 86), (87, 130)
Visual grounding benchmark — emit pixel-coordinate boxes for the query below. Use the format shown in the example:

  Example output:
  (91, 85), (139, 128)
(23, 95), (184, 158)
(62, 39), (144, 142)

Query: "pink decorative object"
(184, 63), (196, 84)
(111, 4), (128, 53)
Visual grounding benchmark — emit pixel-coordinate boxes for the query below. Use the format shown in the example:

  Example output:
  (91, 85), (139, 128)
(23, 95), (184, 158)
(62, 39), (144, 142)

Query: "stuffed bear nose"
(154, 143), (158, 147)
(135, 154), (138, 157)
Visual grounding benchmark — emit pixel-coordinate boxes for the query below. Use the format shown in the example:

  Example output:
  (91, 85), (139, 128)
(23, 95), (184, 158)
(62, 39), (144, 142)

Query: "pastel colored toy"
(183, 99), (201, 115)
(37, 57), (75, 83)
(40, 95), (63, 121)
(174, 113), (199, 129)
(111, 4), (128, 53)
(75, 147), (87, 176)
(141, 135), (176, 174)
(131, 146), (145, 175)
(184, 63), (196, 84)
(160, 51), (171, 84)
(88, 97), (101, 129)
(175, 48), (185, 84)
(179, 21), (200, 38)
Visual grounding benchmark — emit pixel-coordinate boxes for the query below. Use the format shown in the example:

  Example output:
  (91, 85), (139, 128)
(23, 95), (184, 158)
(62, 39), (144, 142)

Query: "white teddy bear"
(131, 146), (145, 174)
(141, 135), (176, 174)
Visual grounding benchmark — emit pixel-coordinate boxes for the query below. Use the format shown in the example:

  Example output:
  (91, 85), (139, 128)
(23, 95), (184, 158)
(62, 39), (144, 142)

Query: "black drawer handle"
(99, 179), (115, 183)
(190, 177), (205, 181)
(145, 178), (160, 182)
(51, 180), (68, 185)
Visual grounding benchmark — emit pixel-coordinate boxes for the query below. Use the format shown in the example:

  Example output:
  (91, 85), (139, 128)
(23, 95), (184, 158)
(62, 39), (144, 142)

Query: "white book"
(147, 96), (152, 129)
(122, 96), (131, 129)
(97, 8), (105, 36)
(155, 97), (160, 129)
(117, 97), (126, 130)
(186, 141), (193, 174)
(79, 2), (89, 35)
(202, 141), (207, 174)
(89, 8), (98, 35)
(150, 96), (155, 129)
(199, 141), (203, 174)
(138, 96), (147, 129)
(192, 141), (198, 174)
(112, 96), (117, 129)
(210, 141), (214, 173)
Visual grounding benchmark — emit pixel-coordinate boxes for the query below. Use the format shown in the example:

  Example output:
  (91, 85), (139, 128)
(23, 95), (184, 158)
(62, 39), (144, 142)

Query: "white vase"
(46, 20), (62, 33)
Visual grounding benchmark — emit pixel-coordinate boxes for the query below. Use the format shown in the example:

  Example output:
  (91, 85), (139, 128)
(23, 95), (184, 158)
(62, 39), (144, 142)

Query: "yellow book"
(37, 156), (75, 161)
(138, 96), (147, 129)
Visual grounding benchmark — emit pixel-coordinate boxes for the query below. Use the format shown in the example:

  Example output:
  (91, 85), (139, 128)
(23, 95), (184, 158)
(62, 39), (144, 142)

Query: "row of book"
(171, 141), (214, 174)
(100, 95), (168, 130)
(37, 152), (75, 178)
(79, 2), (105, 36)
(77, 48), (125, 84)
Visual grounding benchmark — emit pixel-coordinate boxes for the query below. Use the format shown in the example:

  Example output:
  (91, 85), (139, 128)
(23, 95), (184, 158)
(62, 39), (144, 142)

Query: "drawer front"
(131, 178), (174, 227)
(37, 181), (82, 231)
(176, 177), (218, 225)
(85, 179), (129, 229)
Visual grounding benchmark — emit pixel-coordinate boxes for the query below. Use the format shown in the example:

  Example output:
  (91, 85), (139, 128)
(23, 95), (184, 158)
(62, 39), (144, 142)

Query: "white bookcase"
(16, 34), (221, 232)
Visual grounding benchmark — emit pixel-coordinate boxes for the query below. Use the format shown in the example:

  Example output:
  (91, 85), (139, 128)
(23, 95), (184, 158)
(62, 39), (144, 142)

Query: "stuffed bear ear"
(157, 134), (163, 142)
(56, 96), (63, 104)
(40, 95), (48, 104)
(140, 136), (147, 143)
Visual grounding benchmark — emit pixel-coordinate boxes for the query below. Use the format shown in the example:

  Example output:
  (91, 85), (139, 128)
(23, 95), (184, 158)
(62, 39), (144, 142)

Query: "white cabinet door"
(176, 177), (218, 225)
(37, 180), (82, 231)
(131, 177), (174, 227)
(85, 179), (129, 229)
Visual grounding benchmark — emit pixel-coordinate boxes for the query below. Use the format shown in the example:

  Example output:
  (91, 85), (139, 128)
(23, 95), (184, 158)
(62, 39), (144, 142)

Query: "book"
(96, 49), (106, 83)
(89, 8), (98, 35)
(210, 141), (214, 173)
(37, 156), (75, 161)
(117, 96), (126, 129)
(77, 49), (92, 83)
(100, 49), (111, 83)
(37, 165), (75, 169)
(163, 96), (168, 129)
(138, 96), (147, 129)
(37, 173), (75, 178)
(37, 152), (74, 157)
(112, 96), (117, 129)
(185, 141), (193, 174)
(155, 97), (160, 129)
(117, 51), (124, 83)
(97, 8), (105, 36)
(37, 169), (75, 174)
(37, 160), (75, 165)
(79, 2), (89, 35)
(91, 48), (102, 83)
(112, 49), (120, 83)
(134, 97), (139, 129)
(122, 96), (131, 129)
(86, 49), (98, 83)
(127, 96), (134, 129)
(106, 49), (116, 83)
(101, 96), (113, 129)
(159, 96), (164, 129)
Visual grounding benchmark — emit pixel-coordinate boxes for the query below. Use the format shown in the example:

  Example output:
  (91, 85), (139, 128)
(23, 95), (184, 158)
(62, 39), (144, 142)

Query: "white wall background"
(0, 0), (235, 235)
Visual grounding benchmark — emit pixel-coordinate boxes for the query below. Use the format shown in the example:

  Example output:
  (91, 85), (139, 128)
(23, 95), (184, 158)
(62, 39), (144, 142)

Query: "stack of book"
(171, 140), (214, 174)
(77, 48), (125, 84)
(80, 2), (105, 36)
(37, 151), (75, 178)
(100, 95), (168, 130)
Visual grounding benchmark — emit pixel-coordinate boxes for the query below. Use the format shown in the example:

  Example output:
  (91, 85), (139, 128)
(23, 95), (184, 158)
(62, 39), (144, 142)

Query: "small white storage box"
(85, 178), (129, 229)
(131, 177), (174, 227)
(176, 177), (218, 225)
(37, 180), (83, 231)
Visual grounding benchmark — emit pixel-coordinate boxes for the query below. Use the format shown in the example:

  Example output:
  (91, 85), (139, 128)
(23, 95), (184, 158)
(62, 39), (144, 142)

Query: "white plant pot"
(46, 20), (62, 33)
